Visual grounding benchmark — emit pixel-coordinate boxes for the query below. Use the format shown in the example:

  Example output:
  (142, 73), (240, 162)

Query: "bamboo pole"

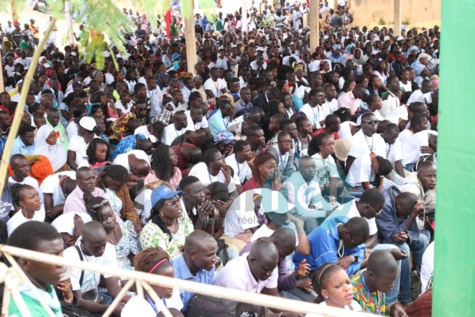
(0, 51), (4, 93)
(0, 245), (374, 317)
(184, 0), (197, 75)
(0, 19), (57, 196)
(102, 279), (135, 317)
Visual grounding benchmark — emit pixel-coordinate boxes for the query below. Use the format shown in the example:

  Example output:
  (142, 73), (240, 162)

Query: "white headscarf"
(34, 125), (67, 171)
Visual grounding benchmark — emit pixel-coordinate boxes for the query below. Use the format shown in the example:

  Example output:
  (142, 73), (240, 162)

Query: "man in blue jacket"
(293, 216), (369, 274)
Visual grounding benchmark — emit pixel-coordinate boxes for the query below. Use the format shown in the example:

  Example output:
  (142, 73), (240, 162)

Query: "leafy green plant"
(378, 17), (386, 25)
(402, 17), (410, 25)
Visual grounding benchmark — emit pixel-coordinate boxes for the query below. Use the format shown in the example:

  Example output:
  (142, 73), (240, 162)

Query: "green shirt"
(19, 40), (33, 51)
(9, 285), (63, 317)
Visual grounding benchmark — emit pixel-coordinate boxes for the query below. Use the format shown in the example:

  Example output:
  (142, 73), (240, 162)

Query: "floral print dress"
(139, 216), (194, 259)
(115, 220), (142, 270)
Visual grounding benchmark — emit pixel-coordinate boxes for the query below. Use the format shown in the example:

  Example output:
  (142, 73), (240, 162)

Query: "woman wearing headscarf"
(92, 70), (107, 91)
(33, 125), (68, 172)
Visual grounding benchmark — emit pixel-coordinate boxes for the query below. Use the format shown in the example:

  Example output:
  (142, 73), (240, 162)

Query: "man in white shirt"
(9, 154), (44, 205)
(162, 111), (189, 145)
(300, 88), (330, 130)
(381, 123), (405, 177)
(204, 68), (227, 99)
(346, 153), (393, 191)
(401, 130), (437, 167)
(40, 171), (77, 221)
(64, 222), (131, 315)
(180, 77), (194, 103)
(225, 140), (253, 185)
(323, 83), (339, 113)
(68, 117), (99, 169)
(189, 148), (239, 196)
(407, 80), (433, 105)
(345, 113), (387, 174)
(185, 107), (209, 133)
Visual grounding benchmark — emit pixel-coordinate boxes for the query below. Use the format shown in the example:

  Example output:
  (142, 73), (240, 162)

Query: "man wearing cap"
(67, 117), (99, 170)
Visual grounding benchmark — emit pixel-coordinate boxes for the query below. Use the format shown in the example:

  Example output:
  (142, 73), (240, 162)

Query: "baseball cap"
(151, 184), (183, 207)
(334, 138), (352, 162)
(79, 117), (96, 132)
(259, 188), (294, 214)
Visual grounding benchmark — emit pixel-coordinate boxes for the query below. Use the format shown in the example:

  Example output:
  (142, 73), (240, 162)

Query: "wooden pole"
(394, 0), (401, 36)
(0, 245), (375, 317)
(0, 19), (57, 195)
(184, 0), (197, 75)
(310, 0), (320, 51)
(0, 51), (4, 93)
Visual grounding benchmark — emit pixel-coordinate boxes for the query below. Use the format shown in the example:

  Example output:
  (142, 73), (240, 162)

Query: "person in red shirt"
(312, 114), (341, 140)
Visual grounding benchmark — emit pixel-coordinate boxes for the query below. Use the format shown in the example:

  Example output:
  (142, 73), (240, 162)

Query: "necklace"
(364, 134), (374, 152)
(107, 225), (120, 245)
(361, 273), (383, 315)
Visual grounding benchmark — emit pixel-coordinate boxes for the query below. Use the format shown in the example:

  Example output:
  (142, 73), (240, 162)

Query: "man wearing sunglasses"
(345, 112), (386, 175)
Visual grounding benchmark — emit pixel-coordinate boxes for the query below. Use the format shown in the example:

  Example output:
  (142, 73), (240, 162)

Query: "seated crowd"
(0, 3), (438, 317)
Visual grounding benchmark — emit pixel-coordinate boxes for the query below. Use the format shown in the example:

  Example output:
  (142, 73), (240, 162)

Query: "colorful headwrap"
(213, 130), (236, 145)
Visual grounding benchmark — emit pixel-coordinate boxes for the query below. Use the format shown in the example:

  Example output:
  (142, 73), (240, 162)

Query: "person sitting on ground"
(188, 148), (240, 197)
(84, 197), (141, 270)
(282, 156), (333, 234)
(352, 250), (407, 317)
(11, 124), (36, 158)
(63, 167), (107, 214)
(241, 227), (311, 301)
(140, 185), (193, 259)
(376, 189), (431, 306)
(266, 131), (297, 182)
(63, 221), (131, 316)
(172, 230), (218, 312)
(40, 171), (77, 221)
(224, 140), (253, 185)
(7, 221), (68, 316)
(81, 138), (112, 173)
(8, 154), (43, 203)
(67, 117), (99, 170)
(307, 263), (362, 313)
(7, 184), (45, 236)
(293, 216), (369, 274)
(346, 152), (394, 191)
(121, 247), (184, 316)
(95, 165), (142, 232)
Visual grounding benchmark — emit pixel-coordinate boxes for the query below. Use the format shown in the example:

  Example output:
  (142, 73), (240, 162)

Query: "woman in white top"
(306, 263), (362, 316)
(121, 247), (183, 317)
(33, 125), (68, 172)
(7, 184), (45, 236)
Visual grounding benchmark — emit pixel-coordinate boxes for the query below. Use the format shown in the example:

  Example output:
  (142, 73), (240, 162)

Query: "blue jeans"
(384, 229), (431, 303)
(372, 244), (405, 305)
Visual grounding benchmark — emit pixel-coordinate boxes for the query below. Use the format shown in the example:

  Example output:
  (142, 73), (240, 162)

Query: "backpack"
(186, 294), (238, 317)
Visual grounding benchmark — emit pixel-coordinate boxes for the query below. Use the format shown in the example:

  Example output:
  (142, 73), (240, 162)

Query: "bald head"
(250, 238), (279, 261)
(367, 250), (398, 275)
(131, 159), (150, 177)
(184, 230), (216, 252)
(248, 238), (279, 281)
(270, 228), (296, 258)
(82, 221), (106, 242)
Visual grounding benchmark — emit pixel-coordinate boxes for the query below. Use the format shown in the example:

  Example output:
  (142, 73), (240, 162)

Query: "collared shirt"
(293, 216), (365, 273)
(63, 186), (107, 214)
(11, 136), (35, 158)
(233, 98), (253, 115)
(172, 254), (215, 311)
(338, 91), (361, 115)
(300, 103), (331, 129)
(9, 283), (62, 317)
(214, 254), (278, 293)
(208, 109), (228, 136)
(225, 153), (252, 184)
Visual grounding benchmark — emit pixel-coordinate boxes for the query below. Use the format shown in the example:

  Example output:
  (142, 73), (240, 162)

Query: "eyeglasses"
(367, 204), (382, 216)
(362, 119), (378, 125)
(164, 197), (181, 206)
(92, 200), (109, 211)
(348, 230), (356, 247)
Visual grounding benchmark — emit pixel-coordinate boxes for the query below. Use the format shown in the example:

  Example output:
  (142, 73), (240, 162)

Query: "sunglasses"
(92, 200), (109, 211)
(362, 119), (378, 125)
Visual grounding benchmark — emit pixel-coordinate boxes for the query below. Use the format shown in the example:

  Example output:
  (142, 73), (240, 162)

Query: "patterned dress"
(139, 217), (194, 259)
(114, 220), (142, 270)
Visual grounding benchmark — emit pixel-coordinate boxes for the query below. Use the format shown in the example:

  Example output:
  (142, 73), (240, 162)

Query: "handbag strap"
(75, 245), (85, 287)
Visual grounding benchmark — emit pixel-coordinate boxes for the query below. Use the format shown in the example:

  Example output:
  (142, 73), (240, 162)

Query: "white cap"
(79, 117), (96, 132)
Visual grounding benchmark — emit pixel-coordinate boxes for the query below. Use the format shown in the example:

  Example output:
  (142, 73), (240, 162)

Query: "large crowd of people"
(0, 0), (438, 316)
